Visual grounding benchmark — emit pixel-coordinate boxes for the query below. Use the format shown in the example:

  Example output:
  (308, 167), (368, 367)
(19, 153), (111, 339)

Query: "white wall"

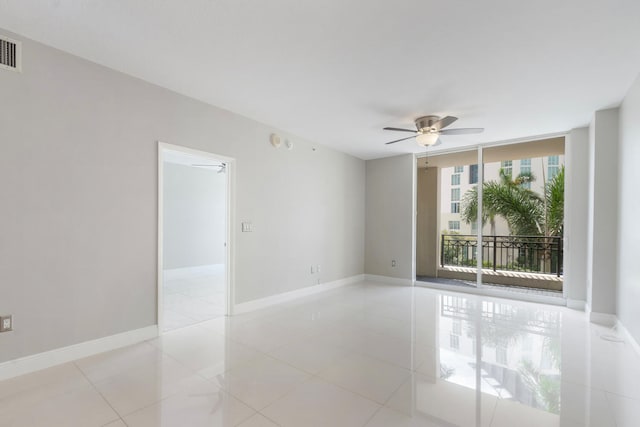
(563, 128), (589, 305)
(365, 154), (415, 280)
(163, 162), (226, 270)
(0, 30), (365, 363)
(617, 75), (640, 342)
(586, 109), (619, 317)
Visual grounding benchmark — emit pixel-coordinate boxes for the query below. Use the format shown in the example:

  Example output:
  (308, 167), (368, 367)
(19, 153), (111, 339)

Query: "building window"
(451, 188), (460, 213)
(520, 158), (531, 189)
(451, 174), (460, 185)
(548, 155), (560, 179)
(452, 320), (462, 336)
(469, 164), (478, 184)
(471, 221), (478, 233)
(450, 334), (460, 350)
(501, 160), (512, 177)
(448, 221), (460, 231)
(454, 166), (464, 173)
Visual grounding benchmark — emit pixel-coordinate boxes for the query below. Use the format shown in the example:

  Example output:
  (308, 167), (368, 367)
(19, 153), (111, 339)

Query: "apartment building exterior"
(441, 155), (565, 236)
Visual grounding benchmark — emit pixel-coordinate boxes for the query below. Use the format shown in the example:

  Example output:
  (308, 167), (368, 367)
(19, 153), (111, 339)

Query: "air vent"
(0, 36), (21, 72)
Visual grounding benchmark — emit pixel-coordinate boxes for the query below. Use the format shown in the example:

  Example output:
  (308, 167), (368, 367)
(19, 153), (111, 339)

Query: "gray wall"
(617, 75), (640, 342)
(365, 154), (415, 280)
(0, 30), (365, 363)
(563, 128), (589, 304)
(163, 162), (226, 270)
(586, 108), (619, 316)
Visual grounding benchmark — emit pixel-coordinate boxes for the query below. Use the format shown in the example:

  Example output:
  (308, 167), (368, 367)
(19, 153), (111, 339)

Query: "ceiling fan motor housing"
(415, 115), (441, 132)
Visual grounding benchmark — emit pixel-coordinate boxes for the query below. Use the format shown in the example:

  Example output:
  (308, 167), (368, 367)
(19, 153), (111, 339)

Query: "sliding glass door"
(416, 137), (565, 295)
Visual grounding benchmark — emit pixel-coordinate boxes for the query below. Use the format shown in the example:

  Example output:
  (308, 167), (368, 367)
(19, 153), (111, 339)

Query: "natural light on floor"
(1, 281), (638, 426)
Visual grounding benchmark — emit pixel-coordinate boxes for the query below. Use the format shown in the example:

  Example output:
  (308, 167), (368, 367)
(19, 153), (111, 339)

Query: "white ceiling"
(2, 1), (639, 159)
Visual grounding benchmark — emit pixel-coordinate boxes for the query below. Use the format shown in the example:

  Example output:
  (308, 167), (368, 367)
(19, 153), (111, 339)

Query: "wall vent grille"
(0, 36), (21, 72)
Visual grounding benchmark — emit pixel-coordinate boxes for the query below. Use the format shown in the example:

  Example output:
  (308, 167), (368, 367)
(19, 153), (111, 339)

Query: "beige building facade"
(440, 155), (565, 236)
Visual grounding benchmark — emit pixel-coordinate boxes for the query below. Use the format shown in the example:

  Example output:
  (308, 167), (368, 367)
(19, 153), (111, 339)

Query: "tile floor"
(2, 281), (640, 426)
(163, 265), (226, 331)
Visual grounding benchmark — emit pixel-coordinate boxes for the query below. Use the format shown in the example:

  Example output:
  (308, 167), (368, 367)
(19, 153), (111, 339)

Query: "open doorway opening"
(416, 137), (565, 298)
(158, 144), (231, 332)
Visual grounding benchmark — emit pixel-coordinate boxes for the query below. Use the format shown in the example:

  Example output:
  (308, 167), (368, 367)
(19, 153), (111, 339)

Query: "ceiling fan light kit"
(383, 115), (484, 146)
(415, 133), (439, 146)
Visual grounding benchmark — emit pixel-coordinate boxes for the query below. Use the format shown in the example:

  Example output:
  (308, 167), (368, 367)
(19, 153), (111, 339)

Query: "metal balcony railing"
(440, 234), (563, 276)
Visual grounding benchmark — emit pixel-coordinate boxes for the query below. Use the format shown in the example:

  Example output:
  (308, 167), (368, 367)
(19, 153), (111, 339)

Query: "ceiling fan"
(383, 115), (484, 146)
(191, 163), (227, 173)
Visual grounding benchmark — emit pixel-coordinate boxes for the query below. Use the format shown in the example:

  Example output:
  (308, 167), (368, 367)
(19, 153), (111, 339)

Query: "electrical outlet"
(392, 260), (397, 267)
(0, 315), (12, 332)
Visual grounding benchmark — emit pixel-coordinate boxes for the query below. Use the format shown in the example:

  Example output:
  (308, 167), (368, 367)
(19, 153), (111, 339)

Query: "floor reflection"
(3, 282), (636, 427)
(405, 292), (566, 426)
(441, 296), (561, 411)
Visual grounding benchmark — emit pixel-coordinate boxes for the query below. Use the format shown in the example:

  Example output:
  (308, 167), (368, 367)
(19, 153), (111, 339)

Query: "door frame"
(157, 141), (236, 333)
(413, 131), (570, 304)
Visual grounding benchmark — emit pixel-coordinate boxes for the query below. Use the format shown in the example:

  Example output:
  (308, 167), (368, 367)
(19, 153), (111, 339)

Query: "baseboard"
(566, 299), (587, 311)
(0, 325), (158, 382)
(616, 320), (640, 357)
(163, 264), (223, 281)
(364, 274), (413, 286)
(589, 311), (617, 327)
(233, 274), (365, 315)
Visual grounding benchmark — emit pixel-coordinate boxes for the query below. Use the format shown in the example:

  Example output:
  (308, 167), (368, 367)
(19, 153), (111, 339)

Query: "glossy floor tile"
(261, 378), (380, 427)
(2, 281), (639, 426)
(163, 264), (226, 331)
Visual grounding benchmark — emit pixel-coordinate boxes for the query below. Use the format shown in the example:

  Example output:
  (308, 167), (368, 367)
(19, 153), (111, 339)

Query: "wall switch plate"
(392, 260), (397, 267)
(0, 315), (12, 332)
(241, 222), (254, 232)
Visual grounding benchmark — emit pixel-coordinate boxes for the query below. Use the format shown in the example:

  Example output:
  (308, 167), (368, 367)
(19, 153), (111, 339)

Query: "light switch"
(242, 222), (253, 232)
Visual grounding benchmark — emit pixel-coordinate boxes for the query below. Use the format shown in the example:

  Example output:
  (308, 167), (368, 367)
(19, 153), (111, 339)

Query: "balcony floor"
(418, 266), (563, 298)
(434, 266), (563, 292)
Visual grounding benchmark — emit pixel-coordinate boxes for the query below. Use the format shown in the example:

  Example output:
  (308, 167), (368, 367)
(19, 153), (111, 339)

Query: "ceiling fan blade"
(385, 135), (417, 145)
(431, 116), (458, 131)
(438, 128), (484, 135)
(383, 127), (418, 133)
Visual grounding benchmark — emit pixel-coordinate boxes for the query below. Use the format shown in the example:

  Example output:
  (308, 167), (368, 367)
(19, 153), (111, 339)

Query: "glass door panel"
(415, 149), (480, 288)
(479, 141), (565, 292)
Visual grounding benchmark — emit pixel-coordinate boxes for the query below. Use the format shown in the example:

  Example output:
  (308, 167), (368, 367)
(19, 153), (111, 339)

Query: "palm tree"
(461, 168), (546, 236)
(461, 165), (565, 273)
(545, 166), (564, 237)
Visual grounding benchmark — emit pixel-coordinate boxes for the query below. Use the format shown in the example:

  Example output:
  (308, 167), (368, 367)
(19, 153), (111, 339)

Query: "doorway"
(158, 143), (233, 332)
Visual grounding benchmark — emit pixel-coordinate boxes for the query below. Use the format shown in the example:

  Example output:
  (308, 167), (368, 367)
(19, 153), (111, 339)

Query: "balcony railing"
(440, 234), (563, 277)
